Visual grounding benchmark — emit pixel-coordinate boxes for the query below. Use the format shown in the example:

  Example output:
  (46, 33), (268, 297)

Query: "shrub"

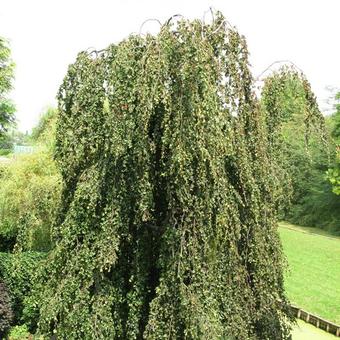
(30, 107), (57, 144)
(8, 325), (31, 340)
(0, 151), (61, 252)
(0, 148), (11, 156)
(0, 280), (14, 338)
(0, 252), (46, 326)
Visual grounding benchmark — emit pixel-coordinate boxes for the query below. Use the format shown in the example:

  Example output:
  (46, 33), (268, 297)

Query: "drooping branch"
(28, 11), (325, 340)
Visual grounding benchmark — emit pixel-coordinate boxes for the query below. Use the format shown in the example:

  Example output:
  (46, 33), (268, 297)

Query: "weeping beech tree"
(32, 13), (324, 339)
(260, 66), (326, 212)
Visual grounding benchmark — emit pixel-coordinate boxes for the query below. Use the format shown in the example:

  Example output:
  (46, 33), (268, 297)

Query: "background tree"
(327, 91), (340, 196)
(0, 132), (14, 155)
(261, 69), (340, 234)
(30, 107), (56, 142)
(330, 92), (340, 140)
(0, 37), (15, 136)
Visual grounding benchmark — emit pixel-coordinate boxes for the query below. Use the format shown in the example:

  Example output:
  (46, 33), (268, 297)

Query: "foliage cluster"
(7, 324), (31, 340)
(0, 37), (15, 136)
(0, 132), (14, 153)
(30, 107), (57, 144)
(0, 150), (61, 252)
(330, 92), (340, 140)
(0, 280), (14, 338)
(0, 252), (46, 327)
(26, 13), (326, 340)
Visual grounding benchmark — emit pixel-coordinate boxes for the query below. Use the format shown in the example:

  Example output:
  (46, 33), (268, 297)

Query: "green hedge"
(0, 279), (14, 338)
(0, 252), (46, 327)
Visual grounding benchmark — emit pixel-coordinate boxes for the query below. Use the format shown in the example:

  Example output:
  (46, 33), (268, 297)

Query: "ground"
(279, 221), (340, 324)
(279, 222), (340, 339)
(292, 319), (338, 339)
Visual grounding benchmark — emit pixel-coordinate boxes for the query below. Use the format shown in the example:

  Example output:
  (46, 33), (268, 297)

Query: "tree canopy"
(28, 13), (325, 339)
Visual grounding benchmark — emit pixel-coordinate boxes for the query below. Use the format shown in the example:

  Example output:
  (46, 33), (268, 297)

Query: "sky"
(0, 0), (339, 132)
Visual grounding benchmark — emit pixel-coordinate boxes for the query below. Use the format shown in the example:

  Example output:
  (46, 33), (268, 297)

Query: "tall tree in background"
(0, 37), (15, 136)
(327, 92), (340, 196)
(261, 69), (340, 234)
(330, 92), (340, 140)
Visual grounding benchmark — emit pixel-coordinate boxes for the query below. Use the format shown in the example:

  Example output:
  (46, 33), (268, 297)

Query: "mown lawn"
(279, 222), (340, 325)
(292, 319), (338, 339)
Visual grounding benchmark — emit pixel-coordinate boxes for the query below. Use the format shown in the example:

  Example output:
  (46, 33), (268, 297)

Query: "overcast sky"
(1, 0), (339, 132)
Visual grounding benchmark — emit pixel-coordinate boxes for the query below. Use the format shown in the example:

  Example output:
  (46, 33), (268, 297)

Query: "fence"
(291, 305), (340, 337)
(13, 144), (35, 154)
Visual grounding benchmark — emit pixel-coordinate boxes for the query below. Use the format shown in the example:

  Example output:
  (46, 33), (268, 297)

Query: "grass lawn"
(292, 319), (338, 339)
(279, 222), (340, 325)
